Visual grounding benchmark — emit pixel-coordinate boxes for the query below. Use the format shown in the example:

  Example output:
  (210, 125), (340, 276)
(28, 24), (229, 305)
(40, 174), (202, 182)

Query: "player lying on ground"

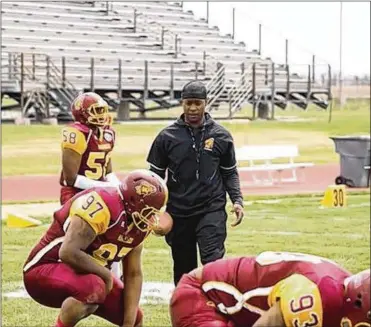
(60, 92), (121, 277)
(170, 251), (370, 327)
(23, 170), (171, 327)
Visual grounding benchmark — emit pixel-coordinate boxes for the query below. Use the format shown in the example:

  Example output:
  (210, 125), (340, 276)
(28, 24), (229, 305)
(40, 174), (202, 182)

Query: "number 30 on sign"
(321, 185), (347, 208)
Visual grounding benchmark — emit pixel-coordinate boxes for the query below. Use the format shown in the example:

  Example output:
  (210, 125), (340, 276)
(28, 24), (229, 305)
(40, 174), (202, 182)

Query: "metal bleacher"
(1, 1), (332, 121)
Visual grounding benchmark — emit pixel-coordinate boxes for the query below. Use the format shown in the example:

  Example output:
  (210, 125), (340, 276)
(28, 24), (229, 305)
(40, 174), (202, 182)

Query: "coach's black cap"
(181, 80), (207, 100)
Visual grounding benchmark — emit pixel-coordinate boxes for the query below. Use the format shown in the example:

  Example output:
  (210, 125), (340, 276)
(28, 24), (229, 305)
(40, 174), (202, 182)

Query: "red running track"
(1, 164), (351, 203)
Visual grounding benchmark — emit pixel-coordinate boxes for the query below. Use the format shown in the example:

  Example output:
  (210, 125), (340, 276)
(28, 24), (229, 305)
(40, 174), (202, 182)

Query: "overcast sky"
(181, 2), (370, 77)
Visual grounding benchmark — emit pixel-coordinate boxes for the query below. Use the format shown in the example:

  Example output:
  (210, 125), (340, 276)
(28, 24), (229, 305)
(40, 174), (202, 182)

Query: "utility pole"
(339, 2), (344, 108)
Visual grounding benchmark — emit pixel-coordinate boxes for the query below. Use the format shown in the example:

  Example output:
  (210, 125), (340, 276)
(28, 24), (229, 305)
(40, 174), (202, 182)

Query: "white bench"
(236, 145), (314, 185)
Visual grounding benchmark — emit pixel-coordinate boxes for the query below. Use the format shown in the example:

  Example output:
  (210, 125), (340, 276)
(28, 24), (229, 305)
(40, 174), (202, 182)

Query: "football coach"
(146, 80), (244, 285)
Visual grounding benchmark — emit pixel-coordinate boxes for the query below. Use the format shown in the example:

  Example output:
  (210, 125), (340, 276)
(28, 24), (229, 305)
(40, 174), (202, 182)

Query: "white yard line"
(232, 230), (367, 239)
(2, 201), (369, 220)
(3, 282), (175, 305)
(1, 202), (60, 219)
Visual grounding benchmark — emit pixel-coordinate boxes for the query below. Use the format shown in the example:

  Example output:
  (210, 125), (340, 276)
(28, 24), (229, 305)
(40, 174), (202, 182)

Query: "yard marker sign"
(321, 184), (347, 208)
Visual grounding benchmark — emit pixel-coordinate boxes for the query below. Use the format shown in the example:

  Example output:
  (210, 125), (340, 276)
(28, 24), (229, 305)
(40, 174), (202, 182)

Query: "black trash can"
(330, 135), (371, 188)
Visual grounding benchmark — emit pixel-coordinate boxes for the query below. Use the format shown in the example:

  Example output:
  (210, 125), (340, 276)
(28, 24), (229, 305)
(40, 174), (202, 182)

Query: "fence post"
(264, 65), (268, 85)
(133, 9), (137, 33)
(117, 58), (122, 100)
(252, 63), (256, 119)
(240, 62), (245, 75)
(161, 26), (165, 50)
(46, 56), (51, 118)
(195, 62), (199, 80)
(258, 24), (262, 55)
(328, 64), (333, 123)
(62, 56), (66, 88)
(170, 63), (174, 98)
(285, 39), (289, 68)
(232, 8), (236, 41)
(144, 60), (148, 99)
(307, 64), (311, 105)
(32, 54), (36, 80)
(228, 91), (233, 118)
(286, 64), (290, 103)
(203, 51), (206, 74)
(174, 34), (178, 58)
(8, 53), (12, 79)
(241, 62), (245, 87)
(206, 1), (209, 24)
(271, 63), (275, 119)
(178, 37), (181, 54)
(20, 53), (25, 116)
(90, 57), (95, 92)
(312, 55), (316, 83)
(327, 64), (332, 100)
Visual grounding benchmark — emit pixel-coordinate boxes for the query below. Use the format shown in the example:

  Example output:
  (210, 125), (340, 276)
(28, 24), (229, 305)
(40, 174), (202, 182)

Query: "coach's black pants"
(165, 210), (227, 286)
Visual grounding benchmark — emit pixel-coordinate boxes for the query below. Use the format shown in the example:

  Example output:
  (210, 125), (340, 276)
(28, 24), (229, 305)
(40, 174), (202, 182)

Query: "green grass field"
(1, 98), (370, 326)
(2, 193), (370, 326)
(2, 100), (370, 176)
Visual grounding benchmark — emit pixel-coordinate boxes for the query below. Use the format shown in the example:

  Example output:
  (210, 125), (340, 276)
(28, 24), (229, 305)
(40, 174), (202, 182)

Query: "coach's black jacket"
(147, 113), (243, 218)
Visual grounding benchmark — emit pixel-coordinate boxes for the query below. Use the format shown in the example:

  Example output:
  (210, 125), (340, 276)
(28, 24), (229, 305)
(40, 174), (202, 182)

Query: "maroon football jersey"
(201, 252), (351, 327)
(24, 187), (150, 272)
(59, 122), (116, 187)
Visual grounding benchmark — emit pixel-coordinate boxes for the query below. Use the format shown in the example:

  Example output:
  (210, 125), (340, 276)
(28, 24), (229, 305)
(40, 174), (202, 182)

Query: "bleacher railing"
(205, 62), (226, 111)
(228, 63), (254, 116)
(2, 52), (78, 116)
(2, 51), (332, 117)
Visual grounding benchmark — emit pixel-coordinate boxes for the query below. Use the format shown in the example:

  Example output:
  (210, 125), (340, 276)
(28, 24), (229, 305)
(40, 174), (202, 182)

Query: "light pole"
(206, 1), (209, 24)
(339, 2), (344, 107)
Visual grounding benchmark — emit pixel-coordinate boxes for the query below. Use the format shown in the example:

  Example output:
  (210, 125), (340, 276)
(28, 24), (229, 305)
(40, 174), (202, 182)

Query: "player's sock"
(55, 316), (72, 327)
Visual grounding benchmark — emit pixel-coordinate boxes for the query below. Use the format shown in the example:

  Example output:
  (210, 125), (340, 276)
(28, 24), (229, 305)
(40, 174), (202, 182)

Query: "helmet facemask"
(131, 205), (160, 233)
(87, 103), (109, 126)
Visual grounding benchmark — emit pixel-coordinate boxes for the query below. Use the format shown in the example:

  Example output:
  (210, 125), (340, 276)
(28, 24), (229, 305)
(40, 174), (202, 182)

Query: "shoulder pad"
(61, 126), (88, 155)
(69, 190), (111, 235)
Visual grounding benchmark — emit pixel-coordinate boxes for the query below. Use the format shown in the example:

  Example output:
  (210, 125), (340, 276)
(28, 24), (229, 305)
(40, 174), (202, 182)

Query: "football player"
(170, 251), (370, 327)
(60, 92), (122, 277)
(23, 170), (169, 327)
(60, 91), (119, 205)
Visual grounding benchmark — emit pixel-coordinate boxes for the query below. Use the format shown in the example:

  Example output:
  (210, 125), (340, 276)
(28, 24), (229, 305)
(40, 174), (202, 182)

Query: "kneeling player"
(23, 169), (169, 327)
(170, 251), (370, 327)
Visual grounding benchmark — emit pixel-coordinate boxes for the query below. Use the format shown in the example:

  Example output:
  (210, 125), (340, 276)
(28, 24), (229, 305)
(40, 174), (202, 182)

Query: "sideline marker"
(321, 184), (347, 208)
(6, 212), (42, 228)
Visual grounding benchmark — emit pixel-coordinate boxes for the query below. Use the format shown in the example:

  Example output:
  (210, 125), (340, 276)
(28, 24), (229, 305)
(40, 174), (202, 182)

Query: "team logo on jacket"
(135, 181), (156, 197)
(204, 138), (214, 151)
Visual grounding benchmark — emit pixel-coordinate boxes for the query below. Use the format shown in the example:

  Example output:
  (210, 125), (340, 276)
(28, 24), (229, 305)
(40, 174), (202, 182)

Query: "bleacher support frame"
(1, 0), (333, 122)
(1, 50), (332, 122)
